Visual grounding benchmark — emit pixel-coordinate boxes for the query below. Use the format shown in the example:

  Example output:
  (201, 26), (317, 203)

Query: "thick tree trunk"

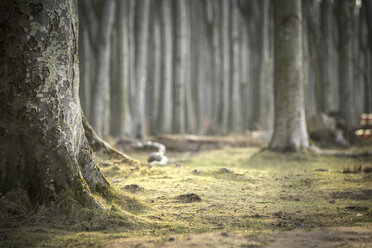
(0, 0), (108, 205)
(134, 0), (151, 139)
(269, 0), (309, 152)
(89, 0), (116, 137)
(336, 0), (355, 128)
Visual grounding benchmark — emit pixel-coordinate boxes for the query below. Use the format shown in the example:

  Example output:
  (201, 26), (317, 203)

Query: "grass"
(1, 145), (372, 247)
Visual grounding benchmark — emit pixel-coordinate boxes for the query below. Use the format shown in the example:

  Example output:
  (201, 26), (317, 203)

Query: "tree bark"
(269, 0), (309, 152)
(0, 0), (108, 205)
(336, 0), (355, 128)
(220, 0), (231, 134)
(134, 0), (151, 139)
(157, 0), (174, 134)
(173, 0), (187, 134)
(230, 0), (242, 133)
(149, 9), (162, 135)
(320, 0), (336, 113)
(110, 0), (132, 138)
(89, 0), (116, 137)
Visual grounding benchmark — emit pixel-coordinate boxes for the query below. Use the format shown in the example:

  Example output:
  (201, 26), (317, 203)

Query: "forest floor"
(1, 141), (372, 247)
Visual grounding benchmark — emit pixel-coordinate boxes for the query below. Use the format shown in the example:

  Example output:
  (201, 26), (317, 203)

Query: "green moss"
(1, 146), (372, 247)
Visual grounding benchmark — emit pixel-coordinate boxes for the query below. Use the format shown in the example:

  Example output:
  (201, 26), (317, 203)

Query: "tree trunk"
(220, 0), (230, 134)
(336, 0), (355, 128)
(173, 0), (187, 134)
(157, 0), (173, 134)
(269, 0), (309, 152)
(320, 0), (336, 113)
(149, 9), (162, 135)
(134, 0), (151, 139)
(111, 0), (132, 138)
(211, 0), (222, 134)
(184, 0), (195, 134)
(0, 0), (108, 206)
(230, 0), (242, 133)
(89, 0), (116, 137)
(365, 0), (372, 113)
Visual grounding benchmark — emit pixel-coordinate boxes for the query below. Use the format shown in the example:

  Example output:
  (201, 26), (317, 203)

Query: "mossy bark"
(269, 0), (309, 152)
(0, 0), (108, 205)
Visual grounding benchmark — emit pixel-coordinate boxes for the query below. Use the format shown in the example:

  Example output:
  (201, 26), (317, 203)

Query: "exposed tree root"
(81, 111), (149, 167)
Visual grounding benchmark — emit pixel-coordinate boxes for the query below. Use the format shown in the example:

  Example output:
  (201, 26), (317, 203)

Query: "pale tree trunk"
(220, 0), (230, 134)
(336, 0), (355, 128)
(230, 0), (242, 133)
(134, 0), (151, 139)
(88, 0), (115, 137)
(269, 0), (309, 152)
(240, 26), (251, 131)
(210, 0), (222, 134)
(259, 0), (274, 131)
(0, 0), (108, 206)
(128, 0), (137, 121)
(173, 0), (187, 134)
(157, 0), (173, 134)
(184, 0), (195, 134)
(193, 0), (205, 134)
(111, 0), (132, 137)
(78, 5), (91, 119)
(150, 9), (162, 135)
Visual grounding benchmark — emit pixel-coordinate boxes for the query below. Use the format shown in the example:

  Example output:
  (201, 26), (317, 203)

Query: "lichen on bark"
(0, 0), (108, 206)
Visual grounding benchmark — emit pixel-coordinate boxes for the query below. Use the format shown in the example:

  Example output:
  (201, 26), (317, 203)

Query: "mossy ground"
(1, 144), (372, 247)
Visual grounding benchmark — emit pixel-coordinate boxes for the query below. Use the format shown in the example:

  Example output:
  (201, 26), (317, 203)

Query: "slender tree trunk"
(150, 10), (162, 135)
(134, 0), (150, 139)
(157, 0), (173, 134)
(194, 0), (205, 134)
(260, 0), (274, 131)
(230, 0), (242, 133)
(173, 0), (187, 134)
(220, 0), (231, 134)
(269, 0), (309, 152)
(320, 0), (336, 113)
(111, 0), (132, 138)
(128, 0), (137, 126)
(336, 0), (355, 128)
(184, 0), (195, 134)
(365, 0), (372, 113)
(211, 0), (222, 134)
(90, 0), (115, 137)
(0, 0), (108, 206)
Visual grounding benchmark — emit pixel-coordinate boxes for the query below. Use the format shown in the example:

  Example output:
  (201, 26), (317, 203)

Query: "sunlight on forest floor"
(1, 144), (372, 247)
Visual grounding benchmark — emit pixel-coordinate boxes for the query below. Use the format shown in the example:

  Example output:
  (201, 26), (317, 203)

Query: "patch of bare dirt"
(102, 225), (372, 248)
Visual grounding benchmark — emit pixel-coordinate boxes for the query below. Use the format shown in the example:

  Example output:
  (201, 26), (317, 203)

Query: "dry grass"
(1, 146), (372, 247)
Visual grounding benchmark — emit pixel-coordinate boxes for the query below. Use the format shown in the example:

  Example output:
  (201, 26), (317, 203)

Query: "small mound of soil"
(176, 193), (202, 203)
(122, 184), (143, 193)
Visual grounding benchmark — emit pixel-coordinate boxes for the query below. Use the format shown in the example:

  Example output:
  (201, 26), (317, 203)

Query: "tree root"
(81, 111), (149, 167)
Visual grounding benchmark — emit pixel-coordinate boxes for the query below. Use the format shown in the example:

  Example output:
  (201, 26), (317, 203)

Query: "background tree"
(77, 0), (372, 141)
(269, 0), (309, 151)
(0, 0), (108, 205)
